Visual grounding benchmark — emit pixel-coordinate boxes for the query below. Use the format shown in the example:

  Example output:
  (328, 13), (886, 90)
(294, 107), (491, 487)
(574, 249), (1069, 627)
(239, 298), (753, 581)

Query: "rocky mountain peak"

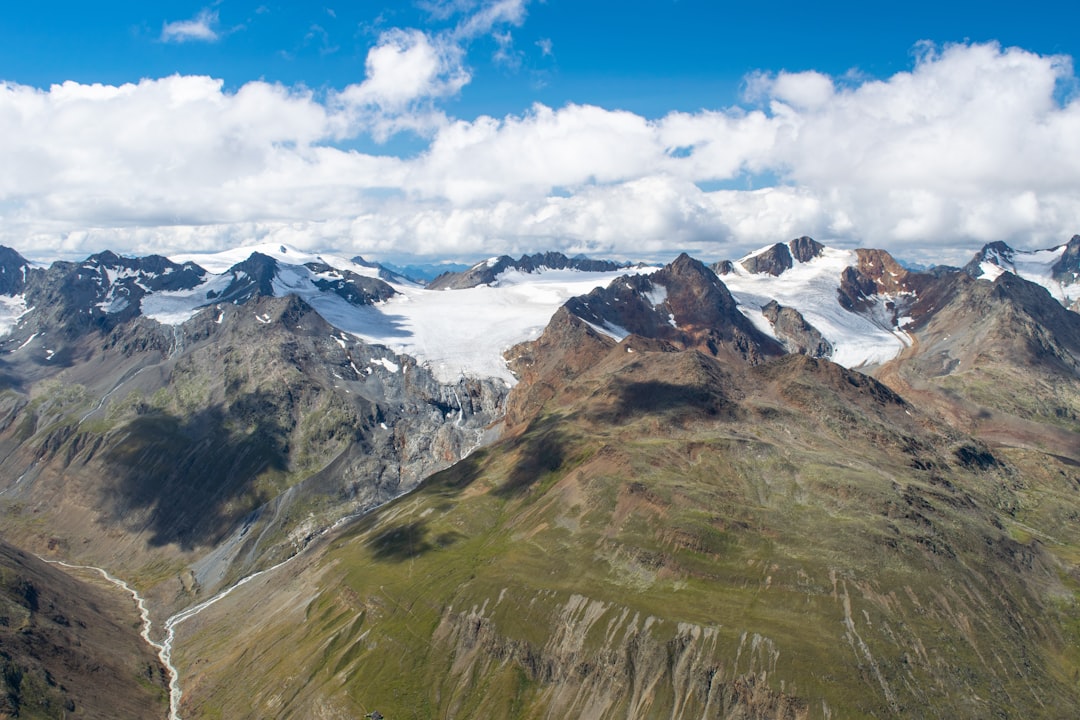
(737, 237), (825, 277)
(1051, 234), (1080, 282)
(561, 254), (782, 364)
(963, 240), (1016, 277)
(788, 235), (825, 263)
(740, 243), (793, 276)
(837, 248), (914, 312)
(0, 245), (30, 296)
(210, 251), (279, 303)
(761, 300), (833, 358)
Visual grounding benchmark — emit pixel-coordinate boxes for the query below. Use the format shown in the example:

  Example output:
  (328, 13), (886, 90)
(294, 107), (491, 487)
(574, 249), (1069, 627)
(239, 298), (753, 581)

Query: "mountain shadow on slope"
(99, 392), (294, 549)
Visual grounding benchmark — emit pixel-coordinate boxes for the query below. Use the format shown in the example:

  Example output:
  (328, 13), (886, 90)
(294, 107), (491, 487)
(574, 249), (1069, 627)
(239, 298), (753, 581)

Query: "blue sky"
(1, 1), (1079, 262)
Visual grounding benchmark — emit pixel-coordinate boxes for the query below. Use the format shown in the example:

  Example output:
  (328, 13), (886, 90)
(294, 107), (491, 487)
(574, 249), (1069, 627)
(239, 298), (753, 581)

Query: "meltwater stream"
(42, 503), (379, 719)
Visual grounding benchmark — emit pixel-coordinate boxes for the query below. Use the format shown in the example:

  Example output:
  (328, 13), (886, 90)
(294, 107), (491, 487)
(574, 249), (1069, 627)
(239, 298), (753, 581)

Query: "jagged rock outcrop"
(306, 261), (397, 306)
(349, 255), (414, 284)
(14, 251), (206, 339)
(963, 240), (1016, 278)
(711, 259), (735, 276)
(761, 300), (832, 358)
(741, 243), (793, 276)
(0, 246), (30, 296)
(789, 235), (825, 263)
(837, 248), (917, 313)
(1051, 234), (1080, 283)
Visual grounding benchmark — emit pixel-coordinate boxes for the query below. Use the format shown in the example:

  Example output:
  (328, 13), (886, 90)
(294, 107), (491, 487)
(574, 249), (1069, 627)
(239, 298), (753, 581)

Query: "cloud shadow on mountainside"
(495, 414), (568, 498)
(588, 380), (737, 426)
(0, 355), (25, 393)
(98, 390), (291, 550)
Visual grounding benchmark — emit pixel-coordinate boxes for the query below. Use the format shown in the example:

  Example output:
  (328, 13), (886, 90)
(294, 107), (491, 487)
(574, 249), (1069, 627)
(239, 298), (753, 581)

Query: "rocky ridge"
(428, 251), (634, 290)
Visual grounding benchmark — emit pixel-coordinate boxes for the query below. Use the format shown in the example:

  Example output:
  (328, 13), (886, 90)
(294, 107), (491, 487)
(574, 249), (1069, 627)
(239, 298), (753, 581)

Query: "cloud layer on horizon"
(1, 38), (1078, 264)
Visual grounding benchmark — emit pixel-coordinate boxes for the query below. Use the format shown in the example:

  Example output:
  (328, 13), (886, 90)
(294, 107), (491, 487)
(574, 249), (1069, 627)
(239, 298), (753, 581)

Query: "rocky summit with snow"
(1, 235), (1080, 718)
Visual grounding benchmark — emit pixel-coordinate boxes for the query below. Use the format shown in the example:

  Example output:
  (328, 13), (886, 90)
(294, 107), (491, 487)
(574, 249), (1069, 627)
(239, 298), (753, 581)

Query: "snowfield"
(721, 247), (914, 368)
(165, 246), (653, 385)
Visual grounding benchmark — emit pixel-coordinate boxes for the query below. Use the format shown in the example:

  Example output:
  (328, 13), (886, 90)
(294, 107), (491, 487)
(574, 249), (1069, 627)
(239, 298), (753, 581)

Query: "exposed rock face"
(209, 252), (278, 303)
(428, 251), (631, 290)
(563, 253), (784, 364)
(711, 259), (735, 276)
(0, 246), (30, 296)
(903, 269), (1080, 378)
(433, 595), (808, 720)
(306, 262), (397, 305)
(741, 243), (793, 276)
(15, 251), (207, 338)
(761, 300), (833, 358)
(788, 235), (825, 263)
(1051, 234), (1080, 283)
(837, 248), (916, 313)
(349, 255), (414, 285)
(963, 240), (1016, 278)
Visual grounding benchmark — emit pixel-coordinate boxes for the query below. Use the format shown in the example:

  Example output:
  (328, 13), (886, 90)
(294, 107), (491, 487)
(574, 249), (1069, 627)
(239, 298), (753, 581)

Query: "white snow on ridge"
(721, 247), (911, 368)
(170, 242), (386, 280)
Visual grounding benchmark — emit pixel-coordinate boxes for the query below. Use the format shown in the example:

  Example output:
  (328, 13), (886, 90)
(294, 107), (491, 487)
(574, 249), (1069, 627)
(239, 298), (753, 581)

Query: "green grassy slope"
(176, 349), (1080, 719)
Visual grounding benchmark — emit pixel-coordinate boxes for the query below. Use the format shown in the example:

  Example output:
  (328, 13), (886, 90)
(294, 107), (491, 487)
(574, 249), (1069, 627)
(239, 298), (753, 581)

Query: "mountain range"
(0, 234), (1077, 718)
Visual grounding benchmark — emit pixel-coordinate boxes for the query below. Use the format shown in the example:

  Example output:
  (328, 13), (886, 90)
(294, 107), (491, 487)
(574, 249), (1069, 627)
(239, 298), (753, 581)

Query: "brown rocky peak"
(741, 243), (794, 276)
(788, 236), (825, 263)
(854, 248), (912, 294)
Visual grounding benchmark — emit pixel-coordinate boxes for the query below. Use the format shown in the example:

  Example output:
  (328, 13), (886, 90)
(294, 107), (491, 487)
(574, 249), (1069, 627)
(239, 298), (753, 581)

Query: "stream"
(41, 503), (377, 719)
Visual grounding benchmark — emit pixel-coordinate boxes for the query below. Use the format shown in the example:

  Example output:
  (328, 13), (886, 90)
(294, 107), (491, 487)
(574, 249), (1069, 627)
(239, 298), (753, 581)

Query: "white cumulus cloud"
(1, 41), (1079, 266)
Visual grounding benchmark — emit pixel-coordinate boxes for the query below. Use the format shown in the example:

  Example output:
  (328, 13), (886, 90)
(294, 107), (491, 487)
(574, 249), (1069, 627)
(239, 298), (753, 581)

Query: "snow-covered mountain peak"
(965, 236), (1080, 310)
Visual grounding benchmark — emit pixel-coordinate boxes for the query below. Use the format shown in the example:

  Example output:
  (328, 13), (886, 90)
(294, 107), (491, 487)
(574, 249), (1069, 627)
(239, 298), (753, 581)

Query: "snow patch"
(0, 295), (29, 337)
(371, 357), (400, 373)
(141, 273), (234, 325)
(584, 319), (631, 342)
(645, 284), (668, 307)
